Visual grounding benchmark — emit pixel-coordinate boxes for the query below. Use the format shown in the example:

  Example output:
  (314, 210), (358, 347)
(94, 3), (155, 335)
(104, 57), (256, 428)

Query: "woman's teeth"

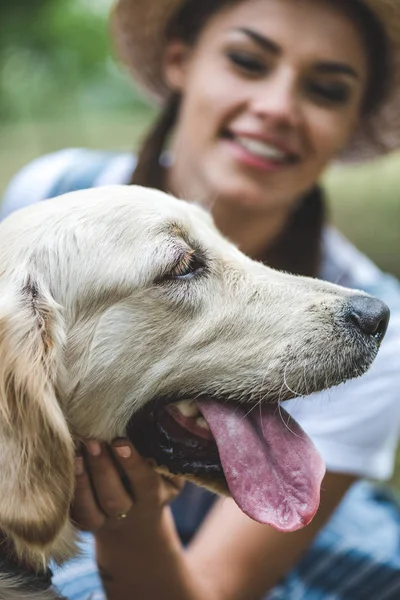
(235, 136), (290, 162)
(172, 400), (211, 432)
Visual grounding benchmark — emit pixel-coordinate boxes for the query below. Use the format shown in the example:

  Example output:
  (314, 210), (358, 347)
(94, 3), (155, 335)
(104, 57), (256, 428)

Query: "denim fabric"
(51, 482), (400, 600)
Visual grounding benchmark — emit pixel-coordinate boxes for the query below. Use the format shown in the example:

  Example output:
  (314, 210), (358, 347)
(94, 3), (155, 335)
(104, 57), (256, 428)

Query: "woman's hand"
(71, 441), (198, 600)
(71, 439), (184, 535)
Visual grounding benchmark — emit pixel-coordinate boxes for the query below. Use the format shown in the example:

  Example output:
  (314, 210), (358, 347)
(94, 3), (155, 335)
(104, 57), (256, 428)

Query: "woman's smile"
(165, 0), (367, 213)
(221, 129), (301, 172)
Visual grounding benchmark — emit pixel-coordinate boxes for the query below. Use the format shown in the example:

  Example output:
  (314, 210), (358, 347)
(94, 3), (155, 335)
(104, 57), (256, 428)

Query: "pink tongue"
(197, 400), (325, 532)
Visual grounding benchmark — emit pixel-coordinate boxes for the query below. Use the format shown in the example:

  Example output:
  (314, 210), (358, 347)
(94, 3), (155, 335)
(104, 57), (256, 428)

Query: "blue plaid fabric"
(267, 483), (400, 600)
(2, 149), (400, 599)
(51, 481), (400, 600)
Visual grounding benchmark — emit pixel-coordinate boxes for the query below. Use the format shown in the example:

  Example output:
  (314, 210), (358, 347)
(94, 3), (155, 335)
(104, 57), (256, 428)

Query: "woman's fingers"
(71, 439), (185, 534)
(160, 474), (186, 504)
(71, 455), (106, 532)
(84, 441), (134, 520)
(111, 440), (164, 507)
(111, 440), (185, 507)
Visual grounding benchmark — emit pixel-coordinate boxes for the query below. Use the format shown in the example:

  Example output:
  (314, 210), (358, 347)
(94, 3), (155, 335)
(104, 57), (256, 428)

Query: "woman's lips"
(222, 131), (300, 172)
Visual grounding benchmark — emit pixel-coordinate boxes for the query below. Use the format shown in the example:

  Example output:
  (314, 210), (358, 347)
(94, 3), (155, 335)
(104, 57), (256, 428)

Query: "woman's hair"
(131, 0), (391, 277)
(131, 93), (180, 191)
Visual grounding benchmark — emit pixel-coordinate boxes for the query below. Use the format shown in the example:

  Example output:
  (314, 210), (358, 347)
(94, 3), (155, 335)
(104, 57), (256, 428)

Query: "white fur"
(0, 185), (378, 598)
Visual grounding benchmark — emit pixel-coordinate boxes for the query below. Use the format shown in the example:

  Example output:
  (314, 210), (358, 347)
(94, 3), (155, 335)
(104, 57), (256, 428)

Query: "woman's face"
(165, 0), (368, 212)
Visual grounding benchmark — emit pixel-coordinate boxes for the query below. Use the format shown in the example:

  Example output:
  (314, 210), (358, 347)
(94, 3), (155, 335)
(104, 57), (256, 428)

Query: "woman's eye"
(227, 51), (267, 75)
(307, 81), (351, 105)
(167, 253), (206, 281)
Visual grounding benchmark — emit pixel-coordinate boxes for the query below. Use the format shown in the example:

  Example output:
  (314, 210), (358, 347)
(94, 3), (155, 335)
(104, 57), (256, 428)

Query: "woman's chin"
(210, 183), (291, 213)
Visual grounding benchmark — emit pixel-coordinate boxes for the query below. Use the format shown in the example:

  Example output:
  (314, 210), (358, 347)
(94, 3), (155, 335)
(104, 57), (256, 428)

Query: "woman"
(2, 1), (400, 599)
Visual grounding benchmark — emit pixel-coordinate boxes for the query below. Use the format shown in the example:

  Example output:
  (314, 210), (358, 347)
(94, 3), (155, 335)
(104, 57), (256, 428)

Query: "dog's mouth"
(126, 396), (325, 532)
(126, 398), (224, 489)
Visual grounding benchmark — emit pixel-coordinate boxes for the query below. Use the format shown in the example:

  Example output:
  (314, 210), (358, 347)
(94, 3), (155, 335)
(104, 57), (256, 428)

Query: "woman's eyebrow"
(314, 62), (359, 79)
(233, 27), (359, 79)
(234, 27), (281, 54)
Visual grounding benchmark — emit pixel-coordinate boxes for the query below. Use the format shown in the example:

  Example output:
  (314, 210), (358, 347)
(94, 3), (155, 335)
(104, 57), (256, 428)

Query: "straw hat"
(111, 0), (400, 162)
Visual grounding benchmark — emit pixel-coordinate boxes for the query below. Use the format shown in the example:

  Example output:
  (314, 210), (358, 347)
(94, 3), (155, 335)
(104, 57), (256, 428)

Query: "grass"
(324, 154), (400, 278)
(1, 115), (400, 492)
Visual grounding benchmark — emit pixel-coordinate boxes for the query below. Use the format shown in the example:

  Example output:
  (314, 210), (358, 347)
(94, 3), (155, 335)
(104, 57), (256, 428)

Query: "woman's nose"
(251, 72), (301, 128)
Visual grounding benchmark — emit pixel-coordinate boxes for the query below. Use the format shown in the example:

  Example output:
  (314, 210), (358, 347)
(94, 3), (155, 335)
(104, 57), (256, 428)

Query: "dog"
(0, 185), (389, 599)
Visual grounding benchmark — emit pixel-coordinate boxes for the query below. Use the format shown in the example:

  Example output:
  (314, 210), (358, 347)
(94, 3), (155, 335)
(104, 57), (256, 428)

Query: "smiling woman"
(2, 0), (400, 599)
(162, 0), (370, 206)
(126, 0), (396, 274)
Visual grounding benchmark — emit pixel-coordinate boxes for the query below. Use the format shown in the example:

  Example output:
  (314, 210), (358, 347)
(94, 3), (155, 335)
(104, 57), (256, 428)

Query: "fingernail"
(114, 445), (132, 459)
(75, 456), (85, 475)
(86, 441), (102, 456)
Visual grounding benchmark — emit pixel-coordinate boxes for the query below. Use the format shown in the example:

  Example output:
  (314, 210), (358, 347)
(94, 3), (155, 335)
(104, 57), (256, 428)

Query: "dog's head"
(0, 185), (389, 565)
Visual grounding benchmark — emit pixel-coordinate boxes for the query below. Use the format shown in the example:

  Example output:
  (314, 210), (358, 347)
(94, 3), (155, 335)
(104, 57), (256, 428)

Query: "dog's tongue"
(197, 400), (325, 532)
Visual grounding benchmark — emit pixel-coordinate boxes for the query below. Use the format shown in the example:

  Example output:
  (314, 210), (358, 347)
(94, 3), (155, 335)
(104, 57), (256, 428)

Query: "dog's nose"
(347, 295), (390, 343)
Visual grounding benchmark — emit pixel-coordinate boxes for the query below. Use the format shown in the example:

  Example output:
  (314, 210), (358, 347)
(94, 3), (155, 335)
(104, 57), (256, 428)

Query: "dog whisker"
(283, 363), (303, 398)
(277, 402), (303, 440)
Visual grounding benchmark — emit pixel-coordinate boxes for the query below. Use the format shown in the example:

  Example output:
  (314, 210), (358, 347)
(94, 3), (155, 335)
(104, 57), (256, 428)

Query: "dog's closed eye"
(158, 250), (207, 283)
(169, 251), (206, 280)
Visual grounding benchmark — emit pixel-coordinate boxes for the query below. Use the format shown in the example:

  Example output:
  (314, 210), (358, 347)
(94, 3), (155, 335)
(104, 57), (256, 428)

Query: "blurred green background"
(1, 0), (399, 488)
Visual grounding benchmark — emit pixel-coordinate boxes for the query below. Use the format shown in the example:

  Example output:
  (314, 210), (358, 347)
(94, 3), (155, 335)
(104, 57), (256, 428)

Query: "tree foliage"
(0, 0), (142, 121)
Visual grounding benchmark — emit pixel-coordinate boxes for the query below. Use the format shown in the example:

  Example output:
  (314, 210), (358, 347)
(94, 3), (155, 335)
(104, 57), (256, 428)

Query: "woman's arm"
(72, 440), (355, 600)
(73, 441), (216, 600)
(187, 471), (356, 600)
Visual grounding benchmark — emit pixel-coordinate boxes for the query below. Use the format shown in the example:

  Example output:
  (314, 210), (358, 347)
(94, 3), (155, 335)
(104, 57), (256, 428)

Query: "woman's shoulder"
(0, 148), (135, 221)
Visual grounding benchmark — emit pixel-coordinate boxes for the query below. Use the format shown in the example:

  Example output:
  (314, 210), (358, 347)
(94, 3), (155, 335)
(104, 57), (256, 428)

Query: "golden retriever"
(0, 185), (389, 599)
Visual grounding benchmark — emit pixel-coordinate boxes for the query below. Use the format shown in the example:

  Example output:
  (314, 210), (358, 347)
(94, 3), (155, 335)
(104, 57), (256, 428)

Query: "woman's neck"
(210, 201), (291, 260)
(165, 165), (292, 259)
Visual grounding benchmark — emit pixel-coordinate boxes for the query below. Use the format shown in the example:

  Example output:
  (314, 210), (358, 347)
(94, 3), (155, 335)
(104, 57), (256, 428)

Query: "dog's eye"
(167, 252), (206, 281)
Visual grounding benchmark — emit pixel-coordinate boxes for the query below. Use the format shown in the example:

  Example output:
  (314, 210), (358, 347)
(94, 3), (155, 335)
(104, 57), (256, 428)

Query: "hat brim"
(112, 0), (400, 162)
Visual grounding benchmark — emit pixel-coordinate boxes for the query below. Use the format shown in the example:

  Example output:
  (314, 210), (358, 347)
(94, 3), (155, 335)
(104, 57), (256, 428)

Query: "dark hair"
(331, 0), (392, 114)
(132, 93), (180, 191)
(132, 0), (391, 277)
(262, 186), (325, 277)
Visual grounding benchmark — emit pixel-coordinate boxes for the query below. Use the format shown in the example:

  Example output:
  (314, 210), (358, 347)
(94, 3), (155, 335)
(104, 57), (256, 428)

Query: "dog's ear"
(0, 273), (75, 551)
